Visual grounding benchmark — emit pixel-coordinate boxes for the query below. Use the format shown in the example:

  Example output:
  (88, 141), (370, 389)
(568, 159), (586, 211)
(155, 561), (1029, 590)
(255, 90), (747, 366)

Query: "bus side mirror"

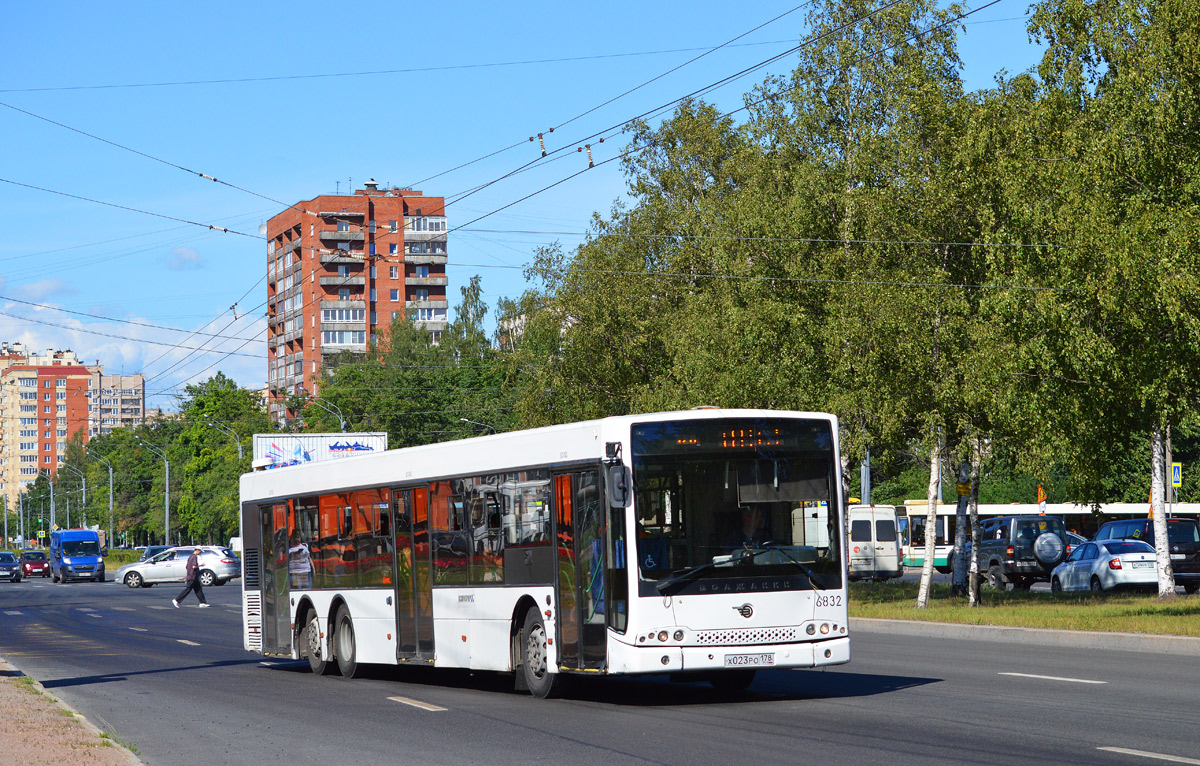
(607, 465), (630, 508)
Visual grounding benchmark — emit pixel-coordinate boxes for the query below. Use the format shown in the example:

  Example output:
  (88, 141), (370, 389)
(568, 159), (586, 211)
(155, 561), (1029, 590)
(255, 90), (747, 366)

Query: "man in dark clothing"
(173, 548), (210, 608)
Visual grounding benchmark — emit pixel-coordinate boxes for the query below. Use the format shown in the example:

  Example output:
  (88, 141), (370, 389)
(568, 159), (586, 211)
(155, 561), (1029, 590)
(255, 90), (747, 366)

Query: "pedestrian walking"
(173, 547), (210, 608)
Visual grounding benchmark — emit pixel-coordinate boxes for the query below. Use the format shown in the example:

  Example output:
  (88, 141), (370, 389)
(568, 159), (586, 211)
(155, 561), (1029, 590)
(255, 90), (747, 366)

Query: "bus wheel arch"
(296, 599), (332, 676)
(520, 609), (560, 699)
(510, 596), (540, 691)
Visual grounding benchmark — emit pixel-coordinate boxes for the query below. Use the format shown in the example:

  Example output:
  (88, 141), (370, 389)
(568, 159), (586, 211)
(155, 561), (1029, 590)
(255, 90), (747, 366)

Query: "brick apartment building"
(266, 180), (449, 424)
(0, 343), (145, 509)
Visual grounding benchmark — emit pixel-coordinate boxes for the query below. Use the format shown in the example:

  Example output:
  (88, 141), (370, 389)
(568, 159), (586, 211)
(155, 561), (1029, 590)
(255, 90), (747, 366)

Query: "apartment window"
(370, 266), (376, 278)
(19, 378), (35, 388)
(389, 244), (398, 256)
(19, 405), (35, 413)
(20, 467), (36, 476)
(43, 430), (51, 438)
(370, 289), (377, 301)
(57, 417), (66, 426)
(56, 378), (65, 387)
(338, 265), (350, 277)
(370, 311), (377, 324)
(56, 392), (65, 400)
(44, 456), (51, 464)
(43, 392), (51, 401)
(321, 330), (366, 345)
(416, 265), (429, 278)
(43, 381), (51, 388)
(368, 221), (376, 234)
(369, 244), (376, 256)
(337, 220), (350, 232)
(43, 405), (51, 413)
(19, 392), (35, 400)
(389, 220), (398, 232)
(56, 404), (66, 414)
(415, 289), (429, 301)
(19, 442), (34, 451)
(19, 430), (35, 438)
(389, 265), (399, 279)
(57, 429), (66, 437)
(337, 242), (350, 252)
(20, 456), (36, 464)
(390, 289), (400, 302)
(338, 288), (350, 300)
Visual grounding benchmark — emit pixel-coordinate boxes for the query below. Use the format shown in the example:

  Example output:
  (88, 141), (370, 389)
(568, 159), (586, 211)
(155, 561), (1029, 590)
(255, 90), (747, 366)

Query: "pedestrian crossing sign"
(1172, 463), (1182, 488)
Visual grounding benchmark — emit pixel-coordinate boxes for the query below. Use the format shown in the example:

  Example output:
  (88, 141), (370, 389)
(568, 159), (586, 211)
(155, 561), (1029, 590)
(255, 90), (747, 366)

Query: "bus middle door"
(393, 487), (435, 662)
(553, 470), (606, 671)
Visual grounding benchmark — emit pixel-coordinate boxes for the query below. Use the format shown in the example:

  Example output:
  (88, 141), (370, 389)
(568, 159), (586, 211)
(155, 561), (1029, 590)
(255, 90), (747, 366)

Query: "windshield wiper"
(655, 544), (824, 595)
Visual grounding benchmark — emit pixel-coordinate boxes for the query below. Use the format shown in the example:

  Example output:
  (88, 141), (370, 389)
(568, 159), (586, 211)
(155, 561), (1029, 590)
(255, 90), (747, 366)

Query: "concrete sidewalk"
(851, 617), (1200, 656)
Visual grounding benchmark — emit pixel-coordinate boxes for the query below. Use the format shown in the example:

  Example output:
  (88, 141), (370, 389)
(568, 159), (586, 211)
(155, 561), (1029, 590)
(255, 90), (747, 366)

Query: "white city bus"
(239, 409), (850, 697)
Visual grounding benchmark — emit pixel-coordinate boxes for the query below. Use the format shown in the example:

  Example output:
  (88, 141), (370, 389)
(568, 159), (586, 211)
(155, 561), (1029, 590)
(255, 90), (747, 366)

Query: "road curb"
(850, 617), (1200, 656)
(0, 656), (146, 765)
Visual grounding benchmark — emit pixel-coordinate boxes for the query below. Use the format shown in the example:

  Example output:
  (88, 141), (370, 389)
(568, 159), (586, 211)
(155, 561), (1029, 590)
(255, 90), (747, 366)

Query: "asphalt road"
(1, 577), (1196, 766)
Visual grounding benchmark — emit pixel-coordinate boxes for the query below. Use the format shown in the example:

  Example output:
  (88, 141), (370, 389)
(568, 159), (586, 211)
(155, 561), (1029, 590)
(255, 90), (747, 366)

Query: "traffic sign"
(1172, 462), (1182, 488)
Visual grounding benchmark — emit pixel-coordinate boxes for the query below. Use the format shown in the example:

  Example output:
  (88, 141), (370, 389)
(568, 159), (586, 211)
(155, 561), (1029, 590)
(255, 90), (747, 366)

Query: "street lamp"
(459, 418), (497, 433)
(298, 386), (347, 432)
(60, 464), (86, 528)
(40, 468), (55, 530)
(135, 437), (170, 546)
(203, 414), (244, 461)
(84, 446), (114, 548)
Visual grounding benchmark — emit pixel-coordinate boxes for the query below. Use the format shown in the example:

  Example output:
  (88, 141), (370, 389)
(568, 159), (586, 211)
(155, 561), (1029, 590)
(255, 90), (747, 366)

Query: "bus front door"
(554, 470), (606, 671)
(393, 487), (435, 662)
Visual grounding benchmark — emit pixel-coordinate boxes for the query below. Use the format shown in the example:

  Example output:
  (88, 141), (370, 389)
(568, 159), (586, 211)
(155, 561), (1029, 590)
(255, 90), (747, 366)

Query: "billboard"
(251, 433), (388, 470)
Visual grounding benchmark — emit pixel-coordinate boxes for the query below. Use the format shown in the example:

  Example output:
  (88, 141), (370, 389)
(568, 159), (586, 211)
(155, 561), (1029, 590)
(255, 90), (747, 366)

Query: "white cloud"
(18, 279), (75, 301)
(167, 247), (205, 271)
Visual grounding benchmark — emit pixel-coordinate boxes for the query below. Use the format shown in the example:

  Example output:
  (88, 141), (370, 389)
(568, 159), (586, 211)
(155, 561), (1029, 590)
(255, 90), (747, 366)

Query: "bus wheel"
(304, 612), (332, 675)
(335, 609), (358, 679)
(710, 669), (756, 694)
(521, 610), (559, 699)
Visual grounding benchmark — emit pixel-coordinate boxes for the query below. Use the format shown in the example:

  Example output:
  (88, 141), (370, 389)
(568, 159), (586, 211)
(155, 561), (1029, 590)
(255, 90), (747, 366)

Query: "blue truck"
(49, 529), (106, 583)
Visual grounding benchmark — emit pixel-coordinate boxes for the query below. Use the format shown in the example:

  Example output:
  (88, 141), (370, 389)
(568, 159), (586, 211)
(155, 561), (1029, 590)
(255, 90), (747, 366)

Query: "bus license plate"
(724, 653), (774, 667)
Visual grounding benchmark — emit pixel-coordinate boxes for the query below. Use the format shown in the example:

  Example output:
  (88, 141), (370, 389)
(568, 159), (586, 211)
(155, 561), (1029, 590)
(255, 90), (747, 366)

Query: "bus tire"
(710, 669), (756, 693)
(303, 611), (333, 675)
(520, 610), (559, 699)
(334, 609), (358, 679)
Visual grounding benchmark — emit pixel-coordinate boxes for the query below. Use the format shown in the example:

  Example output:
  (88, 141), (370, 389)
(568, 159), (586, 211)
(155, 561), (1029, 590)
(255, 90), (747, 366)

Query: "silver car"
(1051, 539), (1158, 593)
(117, 546), (241, 589)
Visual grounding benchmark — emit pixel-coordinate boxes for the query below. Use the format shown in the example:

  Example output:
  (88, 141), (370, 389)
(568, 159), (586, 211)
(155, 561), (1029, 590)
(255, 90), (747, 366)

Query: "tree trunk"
(916, 434), (941, 608)
(968, 437), (984, 607)
(1151, 424), (1177, 600)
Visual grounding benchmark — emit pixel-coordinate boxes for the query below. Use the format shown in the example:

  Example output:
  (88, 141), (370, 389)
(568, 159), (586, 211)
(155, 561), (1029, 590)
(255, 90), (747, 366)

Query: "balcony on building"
(405, 276), (449, 287)
(405, 299), (450, 310)
(404, 253), (448, 265)
(321, 299), (367, 311)
(319, 251), (367, 265)
(319, 230), (365, 242)
(283, 239), (302, 255)
(319, 210), (365, 219)
(318, 276), (366, 287)
(404, 230), (446, 242)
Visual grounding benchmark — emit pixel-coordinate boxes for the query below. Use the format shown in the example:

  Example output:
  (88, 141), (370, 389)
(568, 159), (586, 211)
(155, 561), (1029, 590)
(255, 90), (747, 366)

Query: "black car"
(1093, 518), (1200, 594)
(976, 515), (1068, 589)
(0, 552), (22, 582)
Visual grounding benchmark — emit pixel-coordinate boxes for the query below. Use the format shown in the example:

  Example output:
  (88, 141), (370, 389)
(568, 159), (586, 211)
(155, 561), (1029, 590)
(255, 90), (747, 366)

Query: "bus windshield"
(631, 417), (841, 595)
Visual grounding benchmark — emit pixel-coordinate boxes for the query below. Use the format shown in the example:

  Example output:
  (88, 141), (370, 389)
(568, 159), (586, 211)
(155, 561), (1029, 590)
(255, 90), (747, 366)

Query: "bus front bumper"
(608, 636), (850, 675)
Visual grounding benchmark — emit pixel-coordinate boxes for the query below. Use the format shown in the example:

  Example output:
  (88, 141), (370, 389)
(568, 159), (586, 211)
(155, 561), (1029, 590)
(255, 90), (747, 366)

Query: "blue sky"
(0, 1), (1042, 411)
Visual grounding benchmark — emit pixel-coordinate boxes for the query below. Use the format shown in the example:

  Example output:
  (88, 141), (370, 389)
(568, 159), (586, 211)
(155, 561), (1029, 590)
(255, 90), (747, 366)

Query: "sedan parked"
(1051, 540), (1158, 593)
(116, 546), (241, 588)
(0, 552), (21, 582)
(20, 549), (49, 577)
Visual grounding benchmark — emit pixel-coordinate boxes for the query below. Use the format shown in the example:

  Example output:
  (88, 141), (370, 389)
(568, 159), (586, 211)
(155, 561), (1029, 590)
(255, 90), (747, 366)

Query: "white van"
(847, 504), (902, 581)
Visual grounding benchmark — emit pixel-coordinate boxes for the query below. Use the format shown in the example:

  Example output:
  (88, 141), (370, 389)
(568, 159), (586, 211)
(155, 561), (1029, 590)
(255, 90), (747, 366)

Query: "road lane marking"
(177, 640), (201, 646)
(1098, 747), (1200, 764)
(77, 608), (96, 612)
(387, 696), (447, 712)
(4, 610), (21, 615)
(999, 672), (1106, 684)
(86, 613), (102, 618)
(129, 627), (147, 632)
(111, 607), (134, 612)
(148, 605), (171, 610)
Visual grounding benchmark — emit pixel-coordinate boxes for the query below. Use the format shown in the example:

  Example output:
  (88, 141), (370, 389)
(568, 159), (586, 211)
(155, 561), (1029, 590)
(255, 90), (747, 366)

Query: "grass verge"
(849, 581), (1200, 637)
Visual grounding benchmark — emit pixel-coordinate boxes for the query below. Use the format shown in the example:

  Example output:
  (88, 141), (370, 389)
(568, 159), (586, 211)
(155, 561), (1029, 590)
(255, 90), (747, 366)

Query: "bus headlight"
(657, 631), (669, 642)
(673, 630), (684, 641)
(820, 623), (830, 635)
(806, 624), (816, 635)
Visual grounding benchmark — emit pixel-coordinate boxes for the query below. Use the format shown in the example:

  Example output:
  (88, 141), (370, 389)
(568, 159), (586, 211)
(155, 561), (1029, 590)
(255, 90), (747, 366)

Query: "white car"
(116, 546), (241, 588)
(1051, 539), (1158, 593)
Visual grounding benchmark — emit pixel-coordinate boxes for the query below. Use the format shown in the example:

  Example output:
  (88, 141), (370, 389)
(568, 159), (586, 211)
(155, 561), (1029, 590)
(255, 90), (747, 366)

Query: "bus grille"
(243, 591), (262, 652)
(242, 548), (260, 589)
(692, 627), (800, 646)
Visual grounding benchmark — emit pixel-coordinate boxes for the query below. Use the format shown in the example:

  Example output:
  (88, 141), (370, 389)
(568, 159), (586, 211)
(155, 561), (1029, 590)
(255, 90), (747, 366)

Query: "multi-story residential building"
(0, 345), (145, 508)
(265, 180), (449, 423)
(0, 360), (93, 508)
(88, 373), (146, 437)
